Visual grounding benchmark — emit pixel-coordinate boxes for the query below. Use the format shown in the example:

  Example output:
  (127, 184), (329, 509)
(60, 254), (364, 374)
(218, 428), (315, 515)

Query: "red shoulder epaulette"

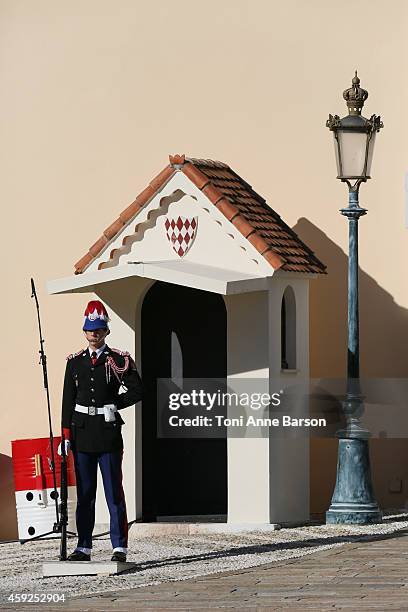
(111, 348), (130, 356)
(66, 349), (85, 360)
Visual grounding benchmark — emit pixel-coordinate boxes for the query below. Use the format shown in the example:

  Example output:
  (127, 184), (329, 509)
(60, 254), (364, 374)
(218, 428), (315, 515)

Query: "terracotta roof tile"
(74, 252), (93, 274)
(150, 166), (175, 189)
(231, 215), (256, 239)
(183, 157), (326, 274)
(216, 198), (239, 221)
(74, 155), (326, 275)
(135, 184), (156, 206)
(104, 218), (125, 241)
(74, 164), (175, 274)
(119, 201), (141, 224)
(263, 249), (287, 270)
(182, 163), (211, 190)
(89, 235), (108, 257)
(247, 233), (270, 254)
(202, 183), (224, 205)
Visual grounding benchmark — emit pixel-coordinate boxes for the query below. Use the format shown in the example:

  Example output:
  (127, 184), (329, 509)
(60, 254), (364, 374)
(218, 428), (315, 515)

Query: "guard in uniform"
(58, 300), (142, 562)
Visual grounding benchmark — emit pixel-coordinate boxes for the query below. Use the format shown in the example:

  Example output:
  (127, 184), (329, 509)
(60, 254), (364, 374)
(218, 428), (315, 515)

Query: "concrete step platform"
(127, 522), (282, 537)
(42, 561), (137, 577)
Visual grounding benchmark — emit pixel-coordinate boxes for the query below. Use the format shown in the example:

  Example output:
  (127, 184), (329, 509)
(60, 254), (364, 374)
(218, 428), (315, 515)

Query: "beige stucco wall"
(2, 0), (408, 539)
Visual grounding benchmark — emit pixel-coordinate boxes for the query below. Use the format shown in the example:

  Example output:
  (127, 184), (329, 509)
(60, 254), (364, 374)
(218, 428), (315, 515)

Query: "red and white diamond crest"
(164, 216), (198, 257)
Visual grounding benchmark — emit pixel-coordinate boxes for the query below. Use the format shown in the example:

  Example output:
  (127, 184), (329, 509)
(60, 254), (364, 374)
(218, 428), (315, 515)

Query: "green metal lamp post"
(326, 72), (383, 524)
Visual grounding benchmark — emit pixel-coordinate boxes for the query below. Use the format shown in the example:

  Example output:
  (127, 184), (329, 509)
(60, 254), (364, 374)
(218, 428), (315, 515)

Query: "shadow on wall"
(294, 218), (408, 379)
(0, 454), (18, 541)
(294, 218), (408, 515)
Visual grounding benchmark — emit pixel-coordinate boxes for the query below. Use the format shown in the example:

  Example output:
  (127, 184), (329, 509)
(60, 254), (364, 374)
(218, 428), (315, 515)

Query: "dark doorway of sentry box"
(141, 281), (227, 521)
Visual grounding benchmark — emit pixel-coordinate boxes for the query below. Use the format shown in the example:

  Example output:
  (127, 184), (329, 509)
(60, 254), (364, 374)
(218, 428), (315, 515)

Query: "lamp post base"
(326, 437), (382, 525)
(326, 509), (382, 525)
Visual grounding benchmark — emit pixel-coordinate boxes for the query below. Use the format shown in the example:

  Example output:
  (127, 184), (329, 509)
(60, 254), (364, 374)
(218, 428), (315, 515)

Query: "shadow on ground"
(117, 525), (408, 576)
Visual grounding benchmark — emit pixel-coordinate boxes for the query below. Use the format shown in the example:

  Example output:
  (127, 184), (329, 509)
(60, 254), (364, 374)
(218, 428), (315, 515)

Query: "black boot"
(67, 550), (91, 561)
(111, 551), (126, 563)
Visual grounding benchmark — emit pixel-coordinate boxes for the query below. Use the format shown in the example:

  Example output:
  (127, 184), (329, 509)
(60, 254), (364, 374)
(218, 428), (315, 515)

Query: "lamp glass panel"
(337, 130), (368, 177)
(365, 131), (376, 176)
(333, 134), (341, 176)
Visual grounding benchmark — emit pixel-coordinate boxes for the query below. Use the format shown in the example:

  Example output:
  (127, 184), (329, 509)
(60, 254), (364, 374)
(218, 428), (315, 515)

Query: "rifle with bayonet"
(25, 278), (73, 557)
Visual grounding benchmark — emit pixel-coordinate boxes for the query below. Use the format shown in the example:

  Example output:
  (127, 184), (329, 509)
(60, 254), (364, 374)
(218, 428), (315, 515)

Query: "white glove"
(57, 439), (71, 456)
(103, 404), (117, 422)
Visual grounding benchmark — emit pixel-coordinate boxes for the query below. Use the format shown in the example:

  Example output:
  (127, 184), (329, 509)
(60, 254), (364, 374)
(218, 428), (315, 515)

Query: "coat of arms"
(164, 216), (198, 257)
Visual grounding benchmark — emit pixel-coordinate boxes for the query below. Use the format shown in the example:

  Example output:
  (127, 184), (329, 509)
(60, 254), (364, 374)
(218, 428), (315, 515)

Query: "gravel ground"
(0, 513), (407, 606)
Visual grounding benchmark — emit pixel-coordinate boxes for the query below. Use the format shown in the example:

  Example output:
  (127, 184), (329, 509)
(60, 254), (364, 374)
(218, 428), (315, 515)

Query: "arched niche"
(281, 285), (297, 370)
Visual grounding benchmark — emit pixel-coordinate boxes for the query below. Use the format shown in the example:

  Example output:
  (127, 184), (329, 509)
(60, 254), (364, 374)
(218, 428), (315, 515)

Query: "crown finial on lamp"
(343, 71), (369, 116)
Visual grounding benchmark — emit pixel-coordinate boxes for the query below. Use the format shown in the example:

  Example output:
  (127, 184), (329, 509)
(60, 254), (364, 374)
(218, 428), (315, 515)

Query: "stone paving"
(45, 529), (408, 610)
(1, 517), (408, 610)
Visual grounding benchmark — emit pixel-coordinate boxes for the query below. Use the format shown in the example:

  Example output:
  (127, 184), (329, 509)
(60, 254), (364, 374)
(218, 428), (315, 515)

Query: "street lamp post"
(326, 72), (383, 524)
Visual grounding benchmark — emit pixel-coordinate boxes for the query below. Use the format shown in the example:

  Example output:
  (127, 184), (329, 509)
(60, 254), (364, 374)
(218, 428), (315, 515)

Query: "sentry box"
(47, 155), (326, 529)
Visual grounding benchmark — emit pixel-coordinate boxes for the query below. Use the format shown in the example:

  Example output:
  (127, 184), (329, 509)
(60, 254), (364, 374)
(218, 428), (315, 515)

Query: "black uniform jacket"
(62, 345), (143, 453)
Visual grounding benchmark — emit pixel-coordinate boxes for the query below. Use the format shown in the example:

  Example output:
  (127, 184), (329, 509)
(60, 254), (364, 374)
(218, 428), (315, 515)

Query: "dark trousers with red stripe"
(73, 449), (128, 549)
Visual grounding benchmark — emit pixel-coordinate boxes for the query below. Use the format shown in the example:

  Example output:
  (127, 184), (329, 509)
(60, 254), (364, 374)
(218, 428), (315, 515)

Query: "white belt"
(75, 403), (117, 416)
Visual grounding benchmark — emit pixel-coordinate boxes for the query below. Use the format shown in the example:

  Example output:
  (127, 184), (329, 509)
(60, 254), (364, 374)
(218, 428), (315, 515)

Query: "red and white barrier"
(12, 437), (77, 540)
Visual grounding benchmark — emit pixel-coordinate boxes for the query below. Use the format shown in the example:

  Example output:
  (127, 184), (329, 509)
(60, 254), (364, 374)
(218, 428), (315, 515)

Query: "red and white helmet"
(83, 301), (110, 331)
